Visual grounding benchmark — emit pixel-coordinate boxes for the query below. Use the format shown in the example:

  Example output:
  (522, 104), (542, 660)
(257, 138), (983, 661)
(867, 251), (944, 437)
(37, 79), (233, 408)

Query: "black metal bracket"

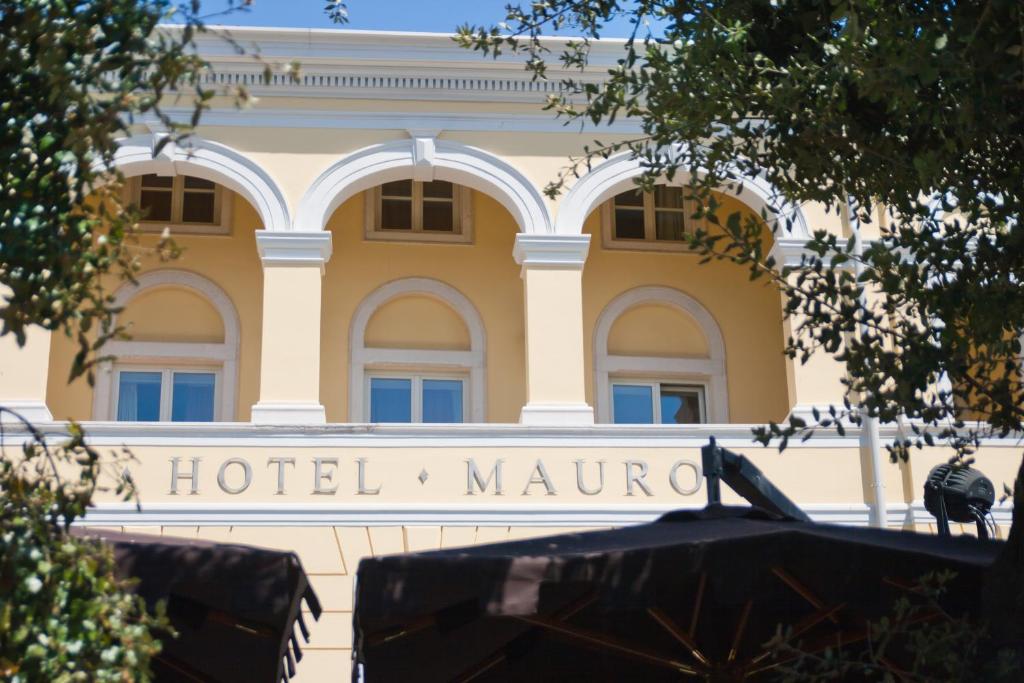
(701, 438), (811, 522)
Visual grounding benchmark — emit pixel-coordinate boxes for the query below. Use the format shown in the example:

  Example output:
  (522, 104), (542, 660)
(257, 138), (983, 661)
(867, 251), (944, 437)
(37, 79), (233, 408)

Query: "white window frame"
(111, 365), (223, 422)
(350, 278), (486, 422)
(364, 182), (473, 244)
(92, 270), (241, 422)
(609, 379), (708, 425)
(594, 287), (729, 424)
(128, 174), (233, 235)
(365, 371), (469, 423)
(600, 186), (704, 252)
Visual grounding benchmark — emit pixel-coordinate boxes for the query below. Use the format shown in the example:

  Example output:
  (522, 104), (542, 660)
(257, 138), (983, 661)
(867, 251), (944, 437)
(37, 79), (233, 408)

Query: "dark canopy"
(77, 528), (321, 683)
(354, 506), (1002, 682)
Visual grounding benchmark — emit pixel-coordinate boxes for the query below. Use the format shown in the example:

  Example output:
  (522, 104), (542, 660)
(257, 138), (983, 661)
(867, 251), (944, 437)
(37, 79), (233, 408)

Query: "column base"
(790, 403), (834, 422)
(519, 403), (594, 426)
(0, 400), (54, 424)
(250, 402), (326, 425)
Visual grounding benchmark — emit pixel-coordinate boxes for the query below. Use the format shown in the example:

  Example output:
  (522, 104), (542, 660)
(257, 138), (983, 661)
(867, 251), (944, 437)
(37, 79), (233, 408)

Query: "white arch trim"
(349, 278), (487, 423)
(295, 137), (553, 233)
(554, 152), (810, 238)
(109, 134), (292, 232)
(594, 286), (729, 424)
(93, 270), (241, 422)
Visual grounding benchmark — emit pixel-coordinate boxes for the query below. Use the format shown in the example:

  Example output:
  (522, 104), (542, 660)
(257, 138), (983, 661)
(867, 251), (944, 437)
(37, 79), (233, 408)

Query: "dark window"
(139, 174), (173, 222)
(610, 186), (691, 244)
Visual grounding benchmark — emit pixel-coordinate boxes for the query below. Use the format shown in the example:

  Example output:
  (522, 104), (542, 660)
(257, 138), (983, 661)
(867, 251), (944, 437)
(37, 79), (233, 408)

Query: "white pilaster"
(770, 237), (851, 422)
(250, 231), (332, 425)
(513, 234), (594, 425)
(0, 324), (54, 424)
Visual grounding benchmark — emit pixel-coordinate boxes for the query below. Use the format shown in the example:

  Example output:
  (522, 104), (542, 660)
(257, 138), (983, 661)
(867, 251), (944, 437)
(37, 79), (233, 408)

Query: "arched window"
(594, 287), (728, 424)
(350, 278), (485, 423)
(92, 270), (240, 422)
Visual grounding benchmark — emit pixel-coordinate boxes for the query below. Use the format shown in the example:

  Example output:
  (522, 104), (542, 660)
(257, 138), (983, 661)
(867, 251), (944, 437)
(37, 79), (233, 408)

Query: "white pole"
(842, 197), (888, 529)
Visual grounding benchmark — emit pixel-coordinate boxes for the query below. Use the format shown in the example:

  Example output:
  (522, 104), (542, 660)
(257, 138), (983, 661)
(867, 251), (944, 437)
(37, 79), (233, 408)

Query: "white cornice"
(513, 234), (591, 270)
(75, 501), (1014, 528)
(255, 230), (333, 271)
(7, 420), (1022, 449)
(0, 400), (52, 424)
(184, 26), (627, 69)
(146, 108), (643, 134)
(164, 25), (621, 104)
(193, 67), (589, 103)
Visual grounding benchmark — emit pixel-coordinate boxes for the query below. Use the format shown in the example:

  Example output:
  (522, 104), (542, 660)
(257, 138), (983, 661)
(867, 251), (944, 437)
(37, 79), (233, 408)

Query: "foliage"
(767, 572), (1018, 682)
(0, 1), (264, 678)
(457, 0), (1024, 457)
(0, 0), (253, 382)
(456, 0), (1024, 648)
(0, 410), (168, 682)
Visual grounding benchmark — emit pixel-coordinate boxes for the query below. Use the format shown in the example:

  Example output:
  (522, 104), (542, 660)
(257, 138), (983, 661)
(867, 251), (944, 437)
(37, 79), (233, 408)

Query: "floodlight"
(924, 463), (995, 539)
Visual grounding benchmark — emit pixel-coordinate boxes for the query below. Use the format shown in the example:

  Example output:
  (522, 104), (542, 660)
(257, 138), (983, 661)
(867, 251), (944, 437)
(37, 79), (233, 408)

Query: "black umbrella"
(76, 529), (321, 683)
(354, 505), (1002, 682)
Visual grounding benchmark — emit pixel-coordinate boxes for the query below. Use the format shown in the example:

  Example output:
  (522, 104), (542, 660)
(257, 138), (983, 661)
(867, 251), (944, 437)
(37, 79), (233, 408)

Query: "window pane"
(140, 174), (173, 188)
(614, 208), (645, 239)
(370, 378), (412, 423)
(139, 189), (172, 222)
(380, 180), (412, 197)
(660, 386), (703, 424)
(183, 175), (215, 189)
(171, 372), (216, 422)
(181, 191), (216, 223)
(655, 211), (685, 241)
(422, 181), (453, 199)
(612, 384), (654, 424)
(613, 189), (644, 207)
(422, 379), (463, 423)
(654, 186), (684, 209)
(422, 201), (454, 232)
(381, 198), (412, 229)
(117, 371), (162, 421)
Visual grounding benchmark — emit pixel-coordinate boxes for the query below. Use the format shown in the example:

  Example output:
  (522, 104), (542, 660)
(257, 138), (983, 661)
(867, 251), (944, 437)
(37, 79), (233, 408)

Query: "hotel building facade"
(0, 27), (1017, 679)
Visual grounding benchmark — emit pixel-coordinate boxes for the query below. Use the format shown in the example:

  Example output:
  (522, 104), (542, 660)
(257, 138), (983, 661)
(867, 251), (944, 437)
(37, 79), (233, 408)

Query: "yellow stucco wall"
(321, 189), (526, 423)
(365, 295), (470, 351)
(44, 182), (795, 425)
(120, 288), (225, 343)
(607, 303), (711, 358)
(45, 192), (264, 421)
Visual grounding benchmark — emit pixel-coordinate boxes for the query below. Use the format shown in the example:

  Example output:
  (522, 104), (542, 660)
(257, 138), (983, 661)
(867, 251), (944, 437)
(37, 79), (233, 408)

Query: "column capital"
(769, 236), (878, 270)
(255, 230), (333, 273)
(768, 236), (815, 269)
(513, 234), (590, 271)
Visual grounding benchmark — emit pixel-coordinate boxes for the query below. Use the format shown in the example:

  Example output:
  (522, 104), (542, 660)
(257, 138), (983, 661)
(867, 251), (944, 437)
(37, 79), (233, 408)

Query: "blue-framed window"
(369, 375), (465, 423)
(611, 382), (705, 425)
(115, 368), (217, 422)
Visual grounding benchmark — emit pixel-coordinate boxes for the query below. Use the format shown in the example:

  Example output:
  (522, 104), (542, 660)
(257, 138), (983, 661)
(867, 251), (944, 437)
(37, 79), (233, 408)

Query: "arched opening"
(110, 134), (291, 232)
(313, 140), (535, 423)
(295, 137), (551, 233)
(554, 151), (809, 238)
(43, 135), (282, 423)
(566, 156), (796, 424)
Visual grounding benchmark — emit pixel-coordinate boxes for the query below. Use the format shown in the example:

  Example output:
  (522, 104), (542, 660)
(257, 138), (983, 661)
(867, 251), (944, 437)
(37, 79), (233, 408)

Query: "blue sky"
(198, 1), (645, 37)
